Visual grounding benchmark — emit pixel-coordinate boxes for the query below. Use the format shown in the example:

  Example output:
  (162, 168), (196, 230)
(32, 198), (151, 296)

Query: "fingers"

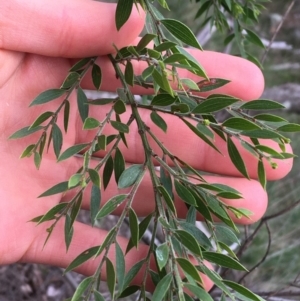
(0, 0), (145, 57)
(81, 50), (264, 100)
(77, 105), (293, 180)
(21, 220), (213, 291)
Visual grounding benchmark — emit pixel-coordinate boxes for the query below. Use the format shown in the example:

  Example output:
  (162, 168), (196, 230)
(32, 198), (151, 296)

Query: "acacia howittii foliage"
(9, 0), (300, 300)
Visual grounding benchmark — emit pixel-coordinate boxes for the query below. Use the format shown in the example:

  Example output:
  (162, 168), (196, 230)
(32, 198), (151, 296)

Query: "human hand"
(0, 0), (293, 292)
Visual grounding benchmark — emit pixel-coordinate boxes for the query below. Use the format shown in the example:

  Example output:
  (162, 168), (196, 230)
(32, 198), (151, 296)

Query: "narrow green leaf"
(136, 33), (157, 51)
(114, 147), (125, 184)
(118, 164), (144, 189)
(71, 276), (93, 301)
(175, 180), (197, 206)
(179, 221), (212, 249)
(152, 68), (173, 96)
(255, 145), (283, 158)
(68, 173), (82, 188)
(88, 98), (114, 105)
(118, 285), (140, 299)
(83, 117), (100, 130)
(88, 169), (101, 187)
(103, 155), (114, 190)
(70, 57), (91, 72)
(241, 99), (285, 110)
(158, 185), (176, 215)
(123, 260), (144, 289)
(125, 61), (134, 86)
(192, 97), (238, 113)
(151, 94), (176, 106)
(106, 257), (116, 299)
(38, 181), (69, 197)
(150, 111), (167, 132)
(64, 100), (70, 132)
(96, 194), (127, 219)
(184, 284), (213, 301)
(64, 214), (74, 251)
(20, 144), (35, 158)
(227, 137), (249, 179)
(160, 19), (202, 50)
(176, 229), (202, 256)
(142, 65), (155, 80)
(115, 242), (126, 292)
(115, 0), (133, 30)
(223, 117), (261, 131)
(223, 280), (262, 301)
(111, 120), (129, 133)
(155, 242), (169, 271)
(30, 111), (53, 129)
(258, 160), (266, 189)
(277, 123), (300, 132)
(9, 126), (43, 139)
(34, 151), (41, 169)
(181, 78), (200, 91)
(92, 63), (102, 90)
(160, 163), (173, 199)
(58, 143), (89, 162)
(164, 53), (189, 64)
(93, 291), (105, 301)
(77, 87), (89, 123)
(129, 208), (139, 248)
(203, 252), (247, 271)
(151, 273), (173, 301)
(215, 225), (240, 245)
(30, 89), (65, 106)
(176, 258), (202, 283)
(90, 184), (101, 226)
(245, 29), (265, 49)
(154, 41), (177, 52)
(94, 227), (116, 258)
(52, 123), (63, 158)
(61, 72), (80, 89)
(37, 203), (68, 224)
(241, 129), (285, 139)
(254, 114), (287, 122)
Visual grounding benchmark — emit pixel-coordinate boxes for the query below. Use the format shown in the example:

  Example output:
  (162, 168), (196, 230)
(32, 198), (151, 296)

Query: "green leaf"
(241, 99), (285, 110)
(30, 89), (65, 106)
(175, 180), (197, 206)
(181, 78), (200, 91)
(52, 123), (63, 158)
(114, 148), (125, 184)
(114, 99), (126, 115)
(106, 257), (116, 300)
(83, 117), (100, 130)
(255, 145), (283, 158)
(182, 119), (221, 154)
(9, 126), (43, 139)
(88, 169), (101, 187)
(68, 173), (82, 188)
(227, 137), (249, 179)
(223, 280), (262, 301)
(245, 29), (265, 49)
(154, 41), (177, 52)
(92, 63), (102, 90)
(164, 53), (189, 64)
(203, 252), (247, 271)
(142, 65), (155, 80)
(90, 184), (101, 226)
(37, 203), (68, 224)
(123, 260), (144, 289)
(94, 227), (116, 258)
(152, 68), (173, 96)
(58, 143), (89, 162)
(151, 94), (176, 106)
(77, 87), (89, 123)
(93, 291), (105, 301)
(118, 286), (140, 299)
(115, 0), (133, 30)
(38, 181), (69, 197)
(34, 152), (41, 169)
(215, 225), (240, 245)
(71, 276), (93, 301)
(88, 98), (114, 105)
(160, 19), (202, 50)
(184, 283), (213, 301)
(176, 258), (202, 283)
(223, 118), (261, 131)
(277, 123), (300, 132)
(96, 194), (127, 219)
(64, 214), (74, 251)
(151, 273), (173, 301)
(175, 229), (202, 256)
(111, 120), (129, 133)
(158, 185), (176, 215)
(254, 114), (287, 123)
(70, 57), (91, 72)
(115, 242), (126, 292)
(241, 129), (285, 140)
(136, 33), (157, 51)
(129, 208), (139, 248)
(125, 61), (134, 86)
(118, 164), (144, 189)
(155, 242), (169, 271)
(61, 72), (80, 89)
(64, 100), (70, 132)
(103, 155), (114, 190)
(97, 135), (107, 151)
(192, 97), (238, 113)
(20, 144), (35, 158)
(179, 221), (212, 249)
(150, 111), (167, 132)
(29, 111), (53, 129)
(258, 160), (266, 189)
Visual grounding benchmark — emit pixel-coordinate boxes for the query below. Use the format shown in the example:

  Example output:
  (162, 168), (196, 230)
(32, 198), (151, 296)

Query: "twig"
(261, 0), (295, 64)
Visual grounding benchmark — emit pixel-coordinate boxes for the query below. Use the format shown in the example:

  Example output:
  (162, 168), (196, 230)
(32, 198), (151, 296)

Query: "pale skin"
(0, 0), (294, 292)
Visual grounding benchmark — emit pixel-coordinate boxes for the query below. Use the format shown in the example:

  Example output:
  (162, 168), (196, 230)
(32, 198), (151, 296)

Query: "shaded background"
(1, 1), (300, 300)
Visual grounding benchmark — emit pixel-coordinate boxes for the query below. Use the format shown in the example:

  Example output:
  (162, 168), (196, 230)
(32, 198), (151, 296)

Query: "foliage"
(9, 0), (299, 300)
